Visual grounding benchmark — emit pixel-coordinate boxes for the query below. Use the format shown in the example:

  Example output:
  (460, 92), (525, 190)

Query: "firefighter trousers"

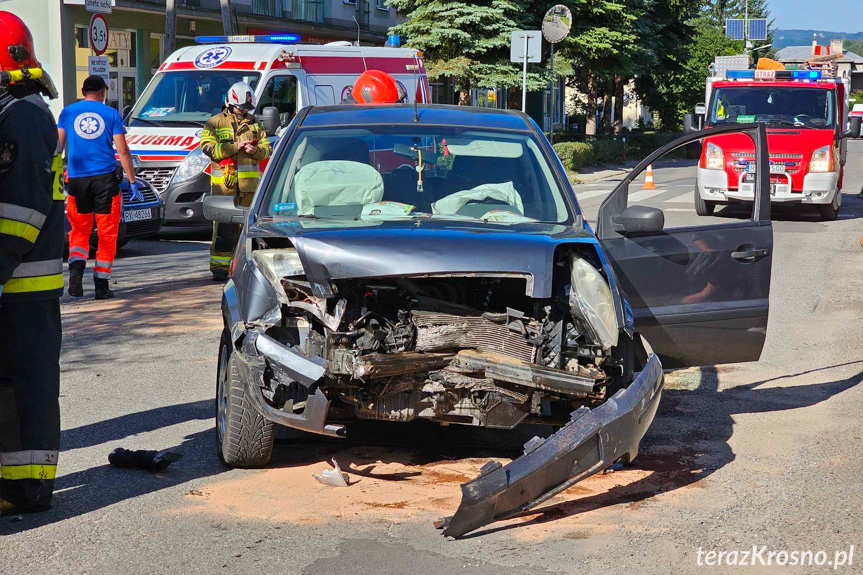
(209, 191), (252, 273)
(67, 172), (122, 280)
(0, 298), (61, 510)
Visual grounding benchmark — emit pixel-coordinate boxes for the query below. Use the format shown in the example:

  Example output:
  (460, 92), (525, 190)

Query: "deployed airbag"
(293, 160), (384, 216)
(431, 182), (524, 216)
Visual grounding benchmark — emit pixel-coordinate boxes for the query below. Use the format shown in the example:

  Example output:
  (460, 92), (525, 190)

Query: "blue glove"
(129, 181), (144, 202)
(0, 284), (4, 298)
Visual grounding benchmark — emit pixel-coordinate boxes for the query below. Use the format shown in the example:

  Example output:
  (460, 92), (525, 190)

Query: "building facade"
(8, 0), (401, 118)
(776, 41), (863, 93)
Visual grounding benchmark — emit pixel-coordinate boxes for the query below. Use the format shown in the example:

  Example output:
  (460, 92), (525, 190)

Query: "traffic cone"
(642, 164), (657, 190)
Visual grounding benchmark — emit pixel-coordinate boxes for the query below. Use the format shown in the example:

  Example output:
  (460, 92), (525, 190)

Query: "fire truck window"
(258, 76), (298, 124)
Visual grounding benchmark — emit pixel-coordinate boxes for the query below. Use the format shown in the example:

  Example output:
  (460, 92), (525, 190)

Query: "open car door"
(595, 124), (773, 368)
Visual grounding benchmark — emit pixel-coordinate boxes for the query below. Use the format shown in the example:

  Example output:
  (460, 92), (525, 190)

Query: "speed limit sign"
(89, 13), (109, 56)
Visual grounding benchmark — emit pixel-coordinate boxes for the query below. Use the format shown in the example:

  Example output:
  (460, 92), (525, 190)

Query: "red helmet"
(0, 12), (39, 71)
(350, 70), (407, 105)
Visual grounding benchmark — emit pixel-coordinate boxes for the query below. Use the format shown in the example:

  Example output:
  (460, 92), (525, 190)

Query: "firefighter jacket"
(0, 93), (64, 302)
(199, 109), (271, 201)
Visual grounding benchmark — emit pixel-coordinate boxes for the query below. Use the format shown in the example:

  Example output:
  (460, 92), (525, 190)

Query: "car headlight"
(251, 248), (306, 304)
(808, 145), (833, 173)
(705, 142), (724, 170)
(171, 147), (210, 184)
(568, 254), (619, 350)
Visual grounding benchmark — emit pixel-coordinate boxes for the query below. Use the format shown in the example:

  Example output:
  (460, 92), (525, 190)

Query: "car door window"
(258, 75), (298, 125)
(594, 126), (774, 369)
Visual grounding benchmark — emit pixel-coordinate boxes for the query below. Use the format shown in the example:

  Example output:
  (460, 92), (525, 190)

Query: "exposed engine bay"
(246, 244), (635, 434)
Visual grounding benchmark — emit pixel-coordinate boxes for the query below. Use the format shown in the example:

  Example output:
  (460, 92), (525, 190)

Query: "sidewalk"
(571, 157), (693, 183)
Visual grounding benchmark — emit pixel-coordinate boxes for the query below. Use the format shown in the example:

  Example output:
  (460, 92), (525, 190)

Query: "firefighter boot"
(94, 278), (115, 300)
(68, 260), (84, 297)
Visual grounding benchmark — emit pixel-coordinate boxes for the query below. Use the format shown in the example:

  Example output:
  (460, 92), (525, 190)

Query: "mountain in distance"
(774, 29), (863, 50)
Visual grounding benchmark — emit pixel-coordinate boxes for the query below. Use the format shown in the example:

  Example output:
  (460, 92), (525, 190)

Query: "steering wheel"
(793, 114), (812, 126)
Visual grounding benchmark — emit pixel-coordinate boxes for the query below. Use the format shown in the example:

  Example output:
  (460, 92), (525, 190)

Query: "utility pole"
(220, 0), (233, 35)
(163, 0), (177, 62)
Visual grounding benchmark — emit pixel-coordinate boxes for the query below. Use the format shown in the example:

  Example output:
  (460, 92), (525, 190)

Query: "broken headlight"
(568, 254), (619, 350)
(251, 248), (305, 304)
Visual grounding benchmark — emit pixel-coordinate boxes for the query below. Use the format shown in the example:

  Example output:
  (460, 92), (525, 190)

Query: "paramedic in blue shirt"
(57, 75), (137, 300)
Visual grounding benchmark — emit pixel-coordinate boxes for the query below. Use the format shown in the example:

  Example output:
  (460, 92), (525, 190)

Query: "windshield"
(128, 71), (260, 127)
(259, 126), (573, 226)
(708, 85), (835, 128)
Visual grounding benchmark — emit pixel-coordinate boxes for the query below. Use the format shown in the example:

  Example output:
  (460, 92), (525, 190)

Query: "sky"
(767, 0), (862, 32)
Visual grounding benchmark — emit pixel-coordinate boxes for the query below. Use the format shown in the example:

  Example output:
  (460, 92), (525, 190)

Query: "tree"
(387, 0), (534, 103)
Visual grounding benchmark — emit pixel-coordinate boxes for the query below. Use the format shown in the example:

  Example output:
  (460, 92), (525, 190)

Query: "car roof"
(299, 104), (535, 131)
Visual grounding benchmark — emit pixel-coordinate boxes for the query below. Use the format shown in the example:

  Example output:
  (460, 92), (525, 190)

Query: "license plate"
(747, 164), (786, 174)
(125, 208), (152, 222)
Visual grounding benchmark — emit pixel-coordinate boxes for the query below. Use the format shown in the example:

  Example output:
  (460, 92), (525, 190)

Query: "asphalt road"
(2, 142), (862, 574)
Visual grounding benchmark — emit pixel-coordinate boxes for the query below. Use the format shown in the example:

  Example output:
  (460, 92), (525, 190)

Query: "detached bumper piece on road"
(438, 345), (663, 538)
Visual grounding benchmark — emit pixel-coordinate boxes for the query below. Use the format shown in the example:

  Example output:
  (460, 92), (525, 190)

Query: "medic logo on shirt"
(194, 46), (232, 69)
(73, 112), (105, 140)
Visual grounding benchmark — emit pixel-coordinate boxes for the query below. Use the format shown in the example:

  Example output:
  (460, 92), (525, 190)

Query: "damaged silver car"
(204, 105), (774, 538)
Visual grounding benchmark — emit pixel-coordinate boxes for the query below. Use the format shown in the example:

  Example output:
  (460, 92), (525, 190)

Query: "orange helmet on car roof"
(349, 70), (408, 105)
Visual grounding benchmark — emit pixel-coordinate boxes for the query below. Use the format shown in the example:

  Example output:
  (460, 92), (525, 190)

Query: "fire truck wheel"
(818, 195), (839, 221)
(694, 188), (716, 216)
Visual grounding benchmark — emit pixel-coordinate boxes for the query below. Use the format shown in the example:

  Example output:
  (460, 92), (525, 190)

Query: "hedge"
(552, 133), (685, 173)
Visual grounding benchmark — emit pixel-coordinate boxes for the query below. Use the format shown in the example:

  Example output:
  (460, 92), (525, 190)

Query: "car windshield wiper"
(131, 116), (163, 127)
(767, 120), (816, 130)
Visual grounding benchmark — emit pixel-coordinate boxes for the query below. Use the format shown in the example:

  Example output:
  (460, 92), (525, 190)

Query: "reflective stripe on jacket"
(199, 109), (271, 197)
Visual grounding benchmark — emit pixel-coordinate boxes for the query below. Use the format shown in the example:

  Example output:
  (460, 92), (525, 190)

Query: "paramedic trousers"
(209, 191), (253, 273)
(0, 299), (61, 510)
(67, 171), (121, 280)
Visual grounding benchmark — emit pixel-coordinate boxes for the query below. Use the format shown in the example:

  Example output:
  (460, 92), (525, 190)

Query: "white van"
(125, 36), (429, 224)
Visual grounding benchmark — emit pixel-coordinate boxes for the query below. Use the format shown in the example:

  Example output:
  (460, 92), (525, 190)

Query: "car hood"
(250, 218), (596, 299)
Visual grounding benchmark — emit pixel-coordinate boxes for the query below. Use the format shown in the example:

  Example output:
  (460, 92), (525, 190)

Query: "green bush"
(552, 132), (684, 172)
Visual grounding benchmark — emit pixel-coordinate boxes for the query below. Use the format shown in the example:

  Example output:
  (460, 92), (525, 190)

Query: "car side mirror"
(843, 116), (861, 139)
(612, 205), (665, 235)
(261, 106), (280, 137)
(203, 194), (247, 224)
(683, 113), (698, 135)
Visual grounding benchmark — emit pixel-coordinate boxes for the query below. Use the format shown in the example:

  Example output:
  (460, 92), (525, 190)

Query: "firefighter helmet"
(224, 81), (256, 111)
(0, 12), (57, 98)
(350, 70), (407, 105)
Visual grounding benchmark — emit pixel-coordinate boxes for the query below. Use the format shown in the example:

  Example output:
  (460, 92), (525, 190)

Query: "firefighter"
(342, 70), (409, 105)
(199, 81), (271, 281)
(0, 11), (64, 515)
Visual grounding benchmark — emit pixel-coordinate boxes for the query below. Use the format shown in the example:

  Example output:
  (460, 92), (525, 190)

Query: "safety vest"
(199, 110), (271, 198)
(0, 94), (64, 302)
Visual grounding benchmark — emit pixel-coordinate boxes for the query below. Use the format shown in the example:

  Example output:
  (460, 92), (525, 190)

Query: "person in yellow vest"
(199, 81), (271, 280)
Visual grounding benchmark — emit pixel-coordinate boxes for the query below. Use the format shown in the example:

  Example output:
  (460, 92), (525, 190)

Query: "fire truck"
(124, 35), (429, 225)
(685, 66), (861, 221)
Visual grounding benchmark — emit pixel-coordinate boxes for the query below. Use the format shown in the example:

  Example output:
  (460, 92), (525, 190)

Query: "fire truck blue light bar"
(749, 19), (768, 41)
(195, 34), (302, 44)
(726, 19), (745, 40)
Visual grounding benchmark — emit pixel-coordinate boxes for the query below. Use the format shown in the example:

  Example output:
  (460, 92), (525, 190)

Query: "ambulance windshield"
(128, 71), (260, 127)
(708, 85), (835, 128)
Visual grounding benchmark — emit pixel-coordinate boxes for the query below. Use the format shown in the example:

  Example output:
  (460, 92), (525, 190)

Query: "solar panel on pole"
(726, 19), (745, 41)
(748, 19), (768, 41)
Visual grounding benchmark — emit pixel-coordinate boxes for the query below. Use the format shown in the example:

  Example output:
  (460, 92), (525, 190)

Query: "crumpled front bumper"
(438, 335), (664, 538)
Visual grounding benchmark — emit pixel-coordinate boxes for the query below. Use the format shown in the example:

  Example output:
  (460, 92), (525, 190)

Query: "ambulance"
(124, 35), (429, 224)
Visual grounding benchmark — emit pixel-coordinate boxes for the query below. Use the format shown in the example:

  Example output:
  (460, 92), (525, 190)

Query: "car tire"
(694, 188), (716, 216)
(216, 329), (275, 467)
(818, 194), (840, 221)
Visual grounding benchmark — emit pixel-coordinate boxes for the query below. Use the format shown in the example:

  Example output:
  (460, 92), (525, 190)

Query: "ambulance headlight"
(172, 148), (210, 184)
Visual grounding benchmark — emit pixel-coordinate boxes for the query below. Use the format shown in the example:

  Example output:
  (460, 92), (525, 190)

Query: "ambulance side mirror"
(261, 106), (280, 137)
(843, 116), (861, 139)
(203, 195), (247, 225)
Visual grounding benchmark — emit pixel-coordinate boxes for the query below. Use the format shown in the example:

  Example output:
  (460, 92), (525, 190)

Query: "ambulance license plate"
(125, 209), (152, 222)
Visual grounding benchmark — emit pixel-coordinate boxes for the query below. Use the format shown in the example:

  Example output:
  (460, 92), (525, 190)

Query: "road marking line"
(576, 189), (613, 200)
(665, 192), (693, 203)
(628, 189), (666, 202)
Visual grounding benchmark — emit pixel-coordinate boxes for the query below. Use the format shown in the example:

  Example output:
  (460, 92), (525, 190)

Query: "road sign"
(726, 19), (745, 40)
(87, 56), (109, 82)
(542, 5), (572, 44)
(510, 30), (542, 63)
(89, 13), (109, 56)
(85, 0), (112, 14)
(749, 18), (768, 41)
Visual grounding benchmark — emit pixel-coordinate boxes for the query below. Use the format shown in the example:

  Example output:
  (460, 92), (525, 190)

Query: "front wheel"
(818, 193), (840, 221)
(694, 188), (716, 216)
(216, 329), (275, 467)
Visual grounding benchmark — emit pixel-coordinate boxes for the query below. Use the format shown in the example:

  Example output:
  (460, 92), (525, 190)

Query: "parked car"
(64, 178), (164, 251)
(204, 105), (775, 538)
